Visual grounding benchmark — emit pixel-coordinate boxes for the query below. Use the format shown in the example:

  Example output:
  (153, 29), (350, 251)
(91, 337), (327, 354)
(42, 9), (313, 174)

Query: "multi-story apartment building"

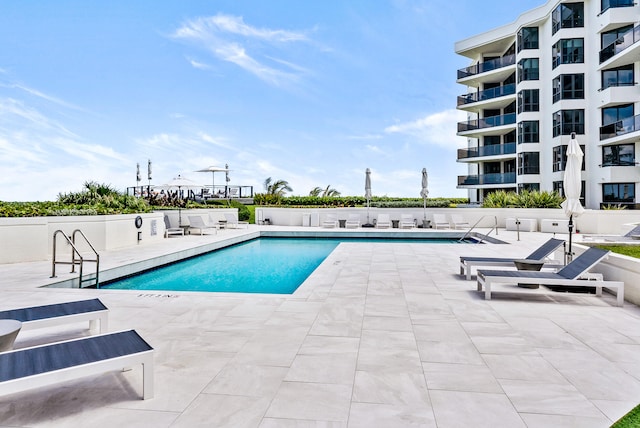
(455, 0), (640, 209)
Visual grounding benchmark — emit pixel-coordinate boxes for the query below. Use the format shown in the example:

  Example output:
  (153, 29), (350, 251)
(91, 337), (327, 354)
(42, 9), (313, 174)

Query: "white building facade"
(455, 0), (640, 209)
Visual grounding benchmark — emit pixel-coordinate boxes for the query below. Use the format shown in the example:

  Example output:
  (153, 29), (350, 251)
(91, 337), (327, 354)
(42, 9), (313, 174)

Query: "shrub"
(482, 190), (562, 208)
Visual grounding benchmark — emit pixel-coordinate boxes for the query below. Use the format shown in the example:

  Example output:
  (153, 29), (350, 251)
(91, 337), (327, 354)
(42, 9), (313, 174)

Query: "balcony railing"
(457, 172), (516, 186)
(600, 24), (640, 63)
(457, 84), (516, 106)
(457, 54), (516, 79)
(458, 113), (516, 133)
(600, 114), (640, 140)
(457, 143), (516, 160)
(600, 0), (635, 15)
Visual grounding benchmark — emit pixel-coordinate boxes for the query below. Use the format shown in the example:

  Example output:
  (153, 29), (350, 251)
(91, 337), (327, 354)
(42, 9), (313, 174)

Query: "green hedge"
(253, 194), (468, 208)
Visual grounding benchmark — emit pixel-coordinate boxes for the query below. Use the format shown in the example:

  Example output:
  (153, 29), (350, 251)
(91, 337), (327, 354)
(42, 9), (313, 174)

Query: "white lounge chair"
(376, 214), (391, 228)
(345, 214), (360, 229)
(163, 215), (184, 238)
(223, 212), (249, 229)
(399, 214), (416, 229)
(432, 214), (449, 229)
(0, 330), (154, 400)
(451, 214), (470, 230)
(476, 247), (624, 306)
(322, 213), (339, 228)
(188, 216), (217, 235)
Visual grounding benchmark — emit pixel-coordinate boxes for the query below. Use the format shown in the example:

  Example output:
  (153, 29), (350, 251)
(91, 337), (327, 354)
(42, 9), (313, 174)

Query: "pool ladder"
(51, 229), (100, 288)
(458, 215), (499, 243)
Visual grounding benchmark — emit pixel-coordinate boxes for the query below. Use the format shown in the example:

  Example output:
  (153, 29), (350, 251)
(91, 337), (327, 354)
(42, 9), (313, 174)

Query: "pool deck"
(1, 226), (640, 427)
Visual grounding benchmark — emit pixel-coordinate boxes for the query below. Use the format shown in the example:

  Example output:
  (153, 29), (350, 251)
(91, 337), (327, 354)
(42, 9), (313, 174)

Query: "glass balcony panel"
(600, 24), (640, 63)
(457, 84), (516, 106)
(458, 113), (516, 132)
(458, 172), (516, 186)
(600, 114), (640, 140)
(457, 54), (516, 79)
(457, 143), (516, 159)
(601, 0), (635, 14)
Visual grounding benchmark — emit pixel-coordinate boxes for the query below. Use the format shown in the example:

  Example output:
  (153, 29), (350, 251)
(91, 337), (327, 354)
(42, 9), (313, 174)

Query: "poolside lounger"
(460, 238), (564, 280)
(188, 216), (218, 235)
(451, 214), (470, 230)
(476, 247), (624, 306)
(0, 330), (154, 400)
(322, 213), (339, 228)
(376, 214), (391, 229)
(0, 298), (108, 334)
(432, 214), (449, 229)
(345, 214), (361, 229)
(399, 214), (416, 229)
(223, 213), (249, 229)
(163, 215), (184, 238)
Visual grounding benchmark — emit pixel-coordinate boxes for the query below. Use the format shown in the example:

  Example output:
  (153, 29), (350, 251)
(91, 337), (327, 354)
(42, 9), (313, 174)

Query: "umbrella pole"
(567, 215), (574, 264)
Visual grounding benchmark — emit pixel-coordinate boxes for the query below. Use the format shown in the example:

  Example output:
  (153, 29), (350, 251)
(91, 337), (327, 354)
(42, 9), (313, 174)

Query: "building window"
(603, 183), (635, 203)
(553, 144), (586, 171)
(602, 65), (634, 90)
(518, 89), (539, 113)
(517, 152), (540, 175)
(552, 2), (584, 35)
(517, 27), (539, 51)
(602, 144), (635, 166)
(553, 110), (585, 137)
(518, 183), (540, 192)
(517, 58), (539, 82)
(484, 135), (501, 146)
(552, 39), (584, 69)
(552, 74), (585, 102)
(601, 25), (633, 49)
(555, 180), (586, 204)
(602, 103), (634, 126)
(517, 121), (539, 143)
(602, 0), (634, 13)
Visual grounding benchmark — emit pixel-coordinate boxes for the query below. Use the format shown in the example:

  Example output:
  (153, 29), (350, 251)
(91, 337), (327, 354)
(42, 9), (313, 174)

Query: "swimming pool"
(102, 237), (469, 294)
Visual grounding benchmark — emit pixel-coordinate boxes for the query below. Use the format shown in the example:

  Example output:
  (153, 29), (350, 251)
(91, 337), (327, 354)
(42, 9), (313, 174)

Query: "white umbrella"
(158, 175), (202, 225)
(195, 165), (230, 196)
(420, 168), (429, 224)
(560, 132), (584, 263)
(365, 168), (372, 225)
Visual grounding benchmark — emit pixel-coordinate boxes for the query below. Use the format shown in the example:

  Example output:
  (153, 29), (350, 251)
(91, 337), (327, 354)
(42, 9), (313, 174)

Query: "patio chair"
(163, 215), (184, 238)
(476, 247), (624, 306)
(0, 298), (108, 334)
(322, 213), (339, 228)
(0, 330), (154, 400)
(223, 212), (249, 229)
(188, 215), (217, 235)
(345, 214), (361, 229)
(451, 214), (470, 230)
(399, 214), (416, 229)
(376, 213), (391, 228)
(432, 213), (449, 229)
(460, 238), (565, 280)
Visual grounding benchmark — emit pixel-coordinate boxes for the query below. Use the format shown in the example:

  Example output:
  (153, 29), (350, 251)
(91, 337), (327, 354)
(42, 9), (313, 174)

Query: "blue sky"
(0, 0), (544, 201)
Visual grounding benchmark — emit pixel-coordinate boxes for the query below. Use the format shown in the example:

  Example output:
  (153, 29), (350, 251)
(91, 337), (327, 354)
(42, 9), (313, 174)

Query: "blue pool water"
(102, 237), (463, 294)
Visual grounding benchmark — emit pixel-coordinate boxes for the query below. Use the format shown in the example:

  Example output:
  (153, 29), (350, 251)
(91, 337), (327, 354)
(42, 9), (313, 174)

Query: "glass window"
(555, 180), (586, 204)
(552, 39), (584, 69)
(603, 183), (635, 203)
(484, 135), (501, 146)
(602, 0), (635, 12)
(602, 103), (634, 126)
(553, 144), (586, 171)
(517, 27), (539, 51)
(602, 144), (635, 166)
(602, 65), (634, 89)
(518, 183), (540, 192)
(504, 130), (516, 144)
(518, 58), (539, 82)
(601, 25), (633, 49)
(518, 89), (539, 113)
(517, 152), (540, 175)
(517, 121), (539, 143)
(552, 2), (584, 34)
(553, 110), (585, 137)
(552, 74), (585, 102)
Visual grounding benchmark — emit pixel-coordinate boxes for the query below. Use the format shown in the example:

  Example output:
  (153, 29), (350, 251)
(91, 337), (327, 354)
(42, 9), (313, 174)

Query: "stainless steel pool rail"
(51, 229), (100, 288)
(458, 215), (498, 243)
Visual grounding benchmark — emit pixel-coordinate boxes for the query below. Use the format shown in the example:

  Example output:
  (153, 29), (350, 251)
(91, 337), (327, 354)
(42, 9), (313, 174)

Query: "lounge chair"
(345, 214), (360, 229)
(223, 212), (249, 229)
(460, 238), (565, 280)
(432, 213), (449, 229)
(451, 214), (470, 230)
(582, 224), (640, 242)
(0, 330), (154, 400)
(399, 214), (416, 229)
(322, 213), (339, 228)
(164, 215), (184, 238)
(188, 216), (217, 235)
(376, 213), (392, 228)
(0, 298), (108, 334)
(476, 247), (624, 306)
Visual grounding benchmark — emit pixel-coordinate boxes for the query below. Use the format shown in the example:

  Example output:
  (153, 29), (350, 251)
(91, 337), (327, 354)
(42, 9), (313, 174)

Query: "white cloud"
(365, 144), (385, 155)
(384, 109), (467, 149)
(346, 133), (383, 141)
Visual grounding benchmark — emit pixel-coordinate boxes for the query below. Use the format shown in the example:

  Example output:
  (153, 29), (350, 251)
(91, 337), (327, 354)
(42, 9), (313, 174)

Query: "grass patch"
(595, 245), (640, 259)
(612, 403), (640, 427)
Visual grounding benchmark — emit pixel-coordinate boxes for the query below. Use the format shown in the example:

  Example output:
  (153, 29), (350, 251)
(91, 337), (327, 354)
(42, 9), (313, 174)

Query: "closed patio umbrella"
(560, 132), (585, 263)
(364, 168), (373, 226)
(420, 168), (429, 226)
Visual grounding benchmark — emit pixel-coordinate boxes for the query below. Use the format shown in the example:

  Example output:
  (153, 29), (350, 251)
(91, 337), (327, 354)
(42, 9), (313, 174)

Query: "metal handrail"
(51, 229), (100, 288)
(458, 215), (499, 243)
(72, 229), (100, 288)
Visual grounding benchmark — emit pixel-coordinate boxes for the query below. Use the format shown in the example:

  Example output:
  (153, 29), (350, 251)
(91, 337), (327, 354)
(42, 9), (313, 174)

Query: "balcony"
(457, 84), (516, 108)
(457, 143), (516, 161)
(457, 172), (516, 187)
(600, 24), (640, 64)
(600, 0), (635, 15)
(458, 113), (516, 134)
(598, 83), (640, 108)
(600, 114), (640, 140)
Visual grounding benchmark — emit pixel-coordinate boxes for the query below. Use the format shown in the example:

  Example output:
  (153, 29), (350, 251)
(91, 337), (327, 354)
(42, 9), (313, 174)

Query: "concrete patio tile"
(362, 315), (413, 332)
(260, 418), (346, 427)
(591, 399), (637, 424)
(557, 366), (640, 401)
(352, 371), (430, 405)
(265, 382), (352, 422)
(482, 354), (567, 383)
(416, 340), (484, 365)
(412, 320), (470, 343)
(286, 354), (357, 385)
(519, 413), (612, 428)
(171, 394), (271, 428)
(423, 362), (502, 393)
(429, 390), (526, 428)
(470, 335), (539, 356)
(347, 402), (436, 428)
(203, 364), (289, 397)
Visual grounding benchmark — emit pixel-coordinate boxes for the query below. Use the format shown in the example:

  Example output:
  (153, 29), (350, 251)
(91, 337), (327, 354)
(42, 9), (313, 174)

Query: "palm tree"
(310, 185), (341, 197)
(264, 177), (293, 196)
